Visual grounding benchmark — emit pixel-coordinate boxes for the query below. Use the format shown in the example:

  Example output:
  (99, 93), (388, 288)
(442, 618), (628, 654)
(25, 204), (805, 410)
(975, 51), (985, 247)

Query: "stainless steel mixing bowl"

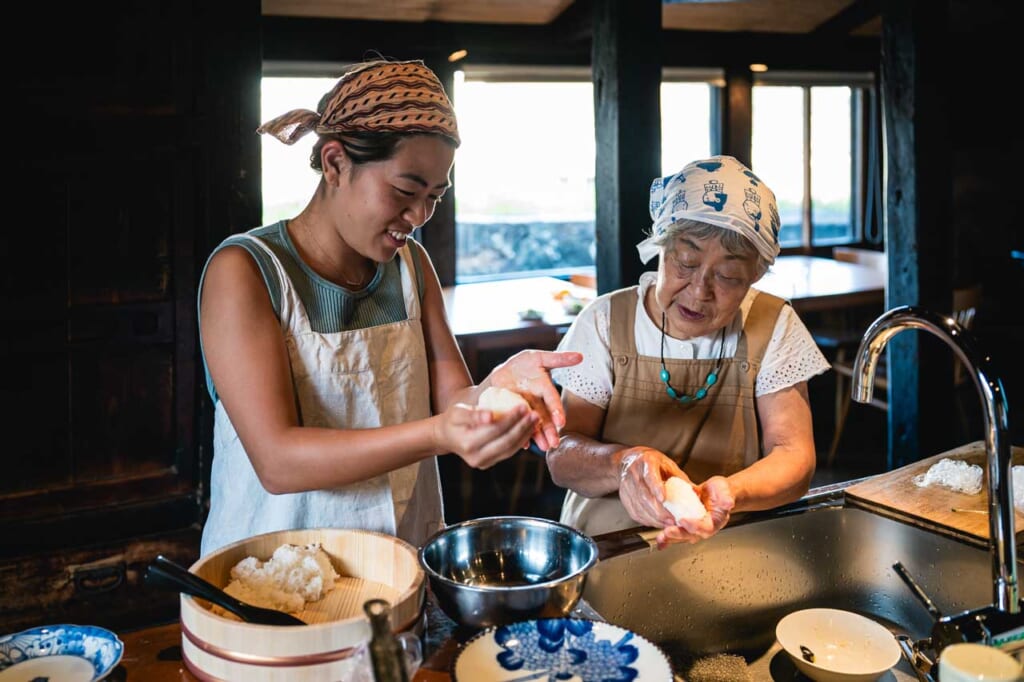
(419, 515), (599, 629)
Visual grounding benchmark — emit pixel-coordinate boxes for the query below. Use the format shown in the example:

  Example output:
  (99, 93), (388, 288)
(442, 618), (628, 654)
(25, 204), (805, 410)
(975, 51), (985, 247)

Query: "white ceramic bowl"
(775, 608), (901, 682)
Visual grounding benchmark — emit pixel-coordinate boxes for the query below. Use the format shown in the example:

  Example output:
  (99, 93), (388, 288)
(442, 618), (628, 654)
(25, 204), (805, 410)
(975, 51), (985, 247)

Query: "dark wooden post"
(592, 0), (662, 294)
(880, 0), (954, 467)
(420, 56), (459, 287)
(721, 64), (752, 168)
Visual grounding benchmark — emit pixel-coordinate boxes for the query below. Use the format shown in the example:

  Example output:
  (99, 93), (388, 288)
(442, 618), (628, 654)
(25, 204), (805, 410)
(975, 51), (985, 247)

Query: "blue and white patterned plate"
(0, 624), (124, 681)
(452, 618), (674, 681)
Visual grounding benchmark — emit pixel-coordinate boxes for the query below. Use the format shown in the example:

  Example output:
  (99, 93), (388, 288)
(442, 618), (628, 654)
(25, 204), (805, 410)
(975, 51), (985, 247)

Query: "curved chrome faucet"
(852, 305), (1019, 614)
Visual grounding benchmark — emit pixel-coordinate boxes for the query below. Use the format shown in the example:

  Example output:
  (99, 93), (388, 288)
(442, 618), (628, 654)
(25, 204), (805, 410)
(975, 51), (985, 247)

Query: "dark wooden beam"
(261, 16), (590, 67)
(661, 31), (878, 71)
(881, 0), (954, 467)
(419, 57), (458, 286)
(812, 0), (881, 37)
(261, 17), (877, 73)
(550, 0), (594, 44)
(592, 0), (662, 294)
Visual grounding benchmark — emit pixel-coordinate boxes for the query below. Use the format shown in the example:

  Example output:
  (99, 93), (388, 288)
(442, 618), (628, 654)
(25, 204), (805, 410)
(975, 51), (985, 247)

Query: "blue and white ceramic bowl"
(0, 624), (124, 681)
(452, 617), (674, 681)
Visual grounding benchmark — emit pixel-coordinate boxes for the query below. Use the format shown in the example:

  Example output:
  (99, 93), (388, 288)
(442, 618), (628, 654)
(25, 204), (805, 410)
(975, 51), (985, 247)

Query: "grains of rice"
(685, 653), (752, 682)
(222, 542), (339, 613)
(912, 458), (982, 495)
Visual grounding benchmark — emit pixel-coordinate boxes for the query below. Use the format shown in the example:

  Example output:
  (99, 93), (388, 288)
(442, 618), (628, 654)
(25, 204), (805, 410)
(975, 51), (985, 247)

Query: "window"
(751, 72), (876, 250)
(660, 69), (721, 175)
(453, 66), (718, 283)
(452, 68), (596, 283)
(259, 69), (868, 276)
(259, 76), (338, 225)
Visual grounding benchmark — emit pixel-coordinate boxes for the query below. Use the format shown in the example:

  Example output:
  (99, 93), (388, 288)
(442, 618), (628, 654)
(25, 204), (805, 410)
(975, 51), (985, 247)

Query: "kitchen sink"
(579, 490), (1008, 681)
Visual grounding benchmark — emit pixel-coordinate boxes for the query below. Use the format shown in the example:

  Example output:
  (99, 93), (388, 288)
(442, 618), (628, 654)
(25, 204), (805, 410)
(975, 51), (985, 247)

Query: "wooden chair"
(826, 283), (983, 466)
(804, 247), (887, 465)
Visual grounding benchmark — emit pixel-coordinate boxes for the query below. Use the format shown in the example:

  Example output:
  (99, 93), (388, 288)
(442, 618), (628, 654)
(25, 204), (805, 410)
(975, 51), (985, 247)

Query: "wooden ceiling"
(262, 0), (881, 36)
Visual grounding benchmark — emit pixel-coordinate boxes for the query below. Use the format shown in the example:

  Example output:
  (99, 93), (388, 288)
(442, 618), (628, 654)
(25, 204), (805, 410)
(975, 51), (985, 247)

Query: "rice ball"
(663, 476), (708, 523)
(477, 386), (530, 416)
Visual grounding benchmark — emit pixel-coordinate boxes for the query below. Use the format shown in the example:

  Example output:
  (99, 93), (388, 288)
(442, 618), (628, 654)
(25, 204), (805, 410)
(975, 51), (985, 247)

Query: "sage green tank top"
(197, 220), (426, 401)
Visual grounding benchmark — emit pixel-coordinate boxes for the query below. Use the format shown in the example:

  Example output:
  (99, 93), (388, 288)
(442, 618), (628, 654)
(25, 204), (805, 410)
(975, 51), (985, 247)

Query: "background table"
(442, 276), (595, 380)
(755, 255), (885, 313)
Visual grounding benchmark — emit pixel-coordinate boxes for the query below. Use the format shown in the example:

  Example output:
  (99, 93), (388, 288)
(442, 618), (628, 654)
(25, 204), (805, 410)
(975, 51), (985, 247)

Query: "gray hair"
(651, 219), (771, 279)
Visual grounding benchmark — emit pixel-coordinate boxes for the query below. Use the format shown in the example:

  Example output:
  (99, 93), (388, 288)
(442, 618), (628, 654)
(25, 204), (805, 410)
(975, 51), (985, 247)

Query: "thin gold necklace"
(297, 217), (370, 288)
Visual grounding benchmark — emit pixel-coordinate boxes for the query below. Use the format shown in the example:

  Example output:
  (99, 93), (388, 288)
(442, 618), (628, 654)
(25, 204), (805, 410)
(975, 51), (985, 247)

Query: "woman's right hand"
(433, 402), (539, 469)
(617, 446), (688, 528)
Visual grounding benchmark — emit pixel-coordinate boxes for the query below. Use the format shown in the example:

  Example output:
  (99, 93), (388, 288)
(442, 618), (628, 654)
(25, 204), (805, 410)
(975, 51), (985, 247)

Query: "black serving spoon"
(144, 554), (306, 626)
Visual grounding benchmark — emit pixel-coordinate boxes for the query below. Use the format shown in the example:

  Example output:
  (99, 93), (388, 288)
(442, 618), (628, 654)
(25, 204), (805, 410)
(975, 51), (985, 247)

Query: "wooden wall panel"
(2, 0), (262, 631)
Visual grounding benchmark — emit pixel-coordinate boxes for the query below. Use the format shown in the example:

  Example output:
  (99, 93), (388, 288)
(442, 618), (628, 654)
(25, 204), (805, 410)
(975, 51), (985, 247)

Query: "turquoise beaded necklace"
(659, 312), (726, 403)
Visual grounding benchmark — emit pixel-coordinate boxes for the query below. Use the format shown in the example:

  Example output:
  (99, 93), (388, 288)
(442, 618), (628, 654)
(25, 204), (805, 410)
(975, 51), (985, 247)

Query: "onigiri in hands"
(477, 386), (530, 416)
(663, 476), (709, 523)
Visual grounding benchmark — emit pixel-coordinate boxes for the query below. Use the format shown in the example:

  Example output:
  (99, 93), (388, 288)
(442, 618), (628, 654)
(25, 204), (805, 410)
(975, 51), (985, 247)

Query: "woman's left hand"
(485, 349), (583, 451)
(656, 475), (735, 547)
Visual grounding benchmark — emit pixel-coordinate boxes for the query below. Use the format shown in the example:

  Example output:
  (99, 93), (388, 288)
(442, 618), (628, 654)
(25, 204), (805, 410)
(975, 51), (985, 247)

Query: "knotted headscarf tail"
(637, 155), (781, 265)
(257, 59), (460, 147)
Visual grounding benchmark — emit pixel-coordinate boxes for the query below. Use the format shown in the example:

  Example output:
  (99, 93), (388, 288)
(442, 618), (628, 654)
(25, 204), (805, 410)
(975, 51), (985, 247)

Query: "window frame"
(751, 70), (879, 255)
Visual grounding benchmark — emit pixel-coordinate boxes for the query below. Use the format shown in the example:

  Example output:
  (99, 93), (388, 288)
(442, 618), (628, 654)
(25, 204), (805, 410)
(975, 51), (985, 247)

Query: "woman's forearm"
(724, 443), (815, 512)
(545, 432), (629, 497)
(246, 417), (446, 494)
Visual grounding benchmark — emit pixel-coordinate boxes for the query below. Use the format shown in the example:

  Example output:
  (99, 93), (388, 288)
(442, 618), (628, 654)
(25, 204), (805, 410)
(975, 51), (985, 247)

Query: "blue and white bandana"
(636, 155), (781, 265)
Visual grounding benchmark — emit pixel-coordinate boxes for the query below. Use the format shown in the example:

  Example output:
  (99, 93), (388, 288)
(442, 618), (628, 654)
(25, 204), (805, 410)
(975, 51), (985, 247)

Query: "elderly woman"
(547, 155), (829, 547)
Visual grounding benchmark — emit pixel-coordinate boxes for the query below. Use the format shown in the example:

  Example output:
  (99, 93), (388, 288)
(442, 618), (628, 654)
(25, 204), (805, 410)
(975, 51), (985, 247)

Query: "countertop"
(109, 596), (465, 681)
(109, 594), (615, 681)
(105, 453), (1014, 681)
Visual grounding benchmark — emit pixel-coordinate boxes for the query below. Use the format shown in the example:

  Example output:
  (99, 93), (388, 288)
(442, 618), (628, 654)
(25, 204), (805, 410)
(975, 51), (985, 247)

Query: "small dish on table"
(0, 624), (124, 681)
(517, 308), (545, 321)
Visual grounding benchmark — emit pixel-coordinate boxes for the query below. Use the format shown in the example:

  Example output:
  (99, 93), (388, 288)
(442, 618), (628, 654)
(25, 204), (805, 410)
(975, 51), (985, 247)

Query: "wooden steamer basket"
(179, 528), (424, 681)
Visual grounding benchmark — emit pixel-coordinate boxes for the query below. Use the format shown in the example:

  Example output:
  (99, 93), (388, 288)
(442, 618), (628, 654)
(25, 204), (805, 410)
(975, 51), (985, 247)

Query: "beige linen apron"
(560, 287), (786, 536)
(200, 236), (443, 556)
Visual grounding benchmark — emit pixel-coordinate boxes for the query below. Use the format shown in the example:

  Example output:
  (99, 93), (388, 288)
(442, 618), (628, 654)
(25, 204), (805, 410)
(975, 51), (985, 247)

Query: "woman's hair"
(654, 218), (771, 278)
(309, 130), (457, 172)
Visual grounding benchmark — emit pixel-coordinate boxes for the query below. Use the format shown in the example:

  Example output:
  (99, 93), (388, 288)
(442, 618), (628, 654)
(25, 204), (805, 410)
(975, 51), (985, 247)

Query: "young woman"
(198, 59), (580, 555)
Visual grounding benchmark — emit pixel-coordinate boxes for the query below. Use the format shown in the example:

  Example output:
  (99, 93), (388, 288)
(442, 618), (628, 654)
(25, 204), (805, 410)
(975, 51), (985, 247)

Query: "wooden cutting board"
(844, 440), (1024, 541)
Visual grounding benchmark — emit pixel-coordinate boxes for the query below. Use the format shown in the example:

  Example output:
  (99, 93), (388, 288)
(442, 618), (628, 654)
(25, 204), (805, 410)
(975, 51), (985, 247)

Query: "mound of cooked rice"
(223, 542), (340, 613)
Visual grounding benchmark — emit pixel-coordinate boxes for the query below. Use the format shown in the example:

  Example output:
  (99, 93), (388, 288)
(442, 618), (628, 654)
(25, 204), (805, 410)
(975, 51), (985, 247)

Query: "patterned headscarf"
(637, 155), (781, 265)
(257, 60), (460, 147)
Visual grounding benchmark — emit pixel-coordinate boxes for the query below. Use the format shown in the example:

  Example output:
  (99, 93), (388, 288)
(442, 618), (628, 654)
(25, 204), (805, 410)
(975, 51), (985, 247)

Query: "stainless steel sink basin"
(580, 491), (1007, 681)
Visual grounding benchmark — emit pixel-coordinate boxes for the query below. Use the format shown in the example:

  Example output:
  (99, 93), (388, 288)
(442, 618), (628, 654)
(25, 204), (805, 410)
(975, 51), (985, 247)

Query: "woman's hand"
(485, 349), (583, 451)
(617, 447), (688, 528)
(655, 475), (735, 547)
(433, 402), (539, 470)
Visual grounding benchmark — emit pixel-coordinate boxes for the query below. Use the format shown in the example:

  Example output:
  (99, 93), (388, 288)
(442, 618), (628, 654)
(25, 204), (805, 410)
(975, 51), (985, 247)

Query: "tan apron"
(201, 235), (443, 556)
(559, 287), (786, 536)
